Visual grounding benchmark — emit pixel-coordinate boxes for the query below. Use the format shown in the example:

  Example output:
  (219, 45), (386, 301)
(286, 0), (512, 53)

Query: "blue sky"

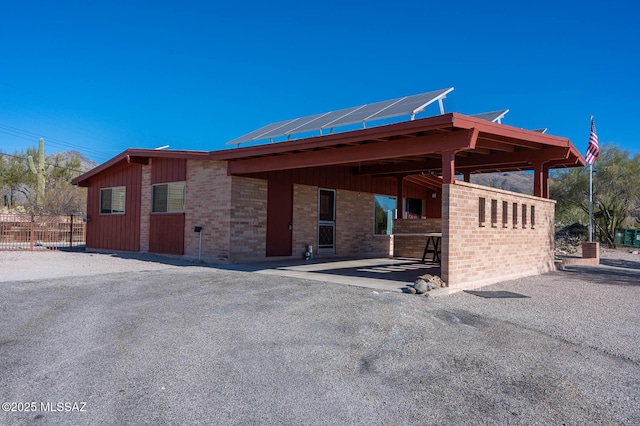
(1, 0), (638, 164)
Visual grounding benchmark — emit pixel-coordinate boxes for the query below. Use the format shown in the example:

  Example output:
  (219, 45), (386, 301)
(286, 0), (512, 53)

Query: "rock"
(414, 279), (429, 294)
(631, 250), (639, 255)
(404, 286), (417, 294)
(417, 274), (447, 289)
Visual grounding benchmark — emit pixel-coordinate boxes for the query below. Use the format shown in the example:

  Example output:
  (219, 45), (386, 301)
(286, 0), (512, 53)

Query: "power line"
(0, 151), (86, 174)
(0, 123), (116, 161)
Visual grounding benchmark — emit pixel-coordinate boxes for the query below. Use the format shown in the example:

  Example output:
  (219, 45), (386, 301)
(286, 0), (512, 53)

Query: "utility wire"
(0, 151), (86, 174)
(0, 123), (116, 161)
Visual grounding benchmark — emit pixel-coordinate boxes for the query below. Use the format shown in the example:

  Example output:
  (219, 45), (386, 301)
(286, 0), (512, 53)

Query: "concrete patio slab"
(220, 257), (442, 292)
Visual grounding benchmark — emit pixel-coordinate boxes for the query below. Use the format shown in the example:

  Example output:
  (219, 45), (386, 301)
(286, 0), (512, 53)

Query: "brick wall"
(184, 160), (232, 262)
(139, 161), (151, 252)
(292, 184), (318, 258)
(335, 189), (392, 258)
(393, 218), (443, 258)
(442, 181), (555, 290)
(228, 176), (268, 262)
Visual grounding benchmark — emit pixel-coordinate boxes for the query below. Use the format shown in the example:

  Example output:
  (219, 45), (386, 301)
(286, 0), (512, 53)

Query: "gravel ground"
(0, 248), (638, 425)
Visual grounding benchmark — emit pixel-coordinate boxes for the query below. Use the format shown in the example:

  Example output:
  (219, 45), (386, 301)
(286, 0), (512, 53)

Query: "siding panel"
(85, 163), (142, 251)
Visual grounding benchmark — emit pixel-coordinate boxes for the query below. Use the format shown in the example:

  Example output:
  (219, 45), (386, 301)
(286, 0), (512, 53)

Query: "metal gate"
(0, 214), (86, 251)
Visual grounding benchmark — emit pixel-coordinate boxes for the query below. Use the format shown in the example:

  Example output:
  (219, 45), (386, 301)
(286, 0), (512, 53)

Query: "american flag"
(585, 116), (599, 165)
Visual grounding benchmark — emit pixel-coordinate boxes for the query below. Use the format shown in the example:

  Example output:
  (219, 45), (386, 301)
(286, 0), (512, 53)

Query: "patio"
(219, 257), (442, 293)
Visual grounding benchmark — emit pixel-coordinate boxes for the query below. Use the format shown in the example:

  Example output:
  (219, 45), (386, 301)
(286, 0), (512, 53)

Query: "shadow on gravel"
(600, 258), (640, 270)
(82, 250), (207, 268)
(564, 265), (640, 287)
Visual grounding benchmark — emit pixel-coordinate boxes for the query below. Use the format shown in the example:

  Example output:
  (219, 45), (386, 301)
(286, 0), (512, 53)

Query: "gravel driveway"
(0, 249), (639, 425)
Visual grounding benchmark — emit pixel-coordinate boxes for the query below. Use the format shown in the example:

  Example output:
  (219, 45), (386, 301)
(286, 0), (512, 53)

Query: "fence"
(0, 214), (86, 251)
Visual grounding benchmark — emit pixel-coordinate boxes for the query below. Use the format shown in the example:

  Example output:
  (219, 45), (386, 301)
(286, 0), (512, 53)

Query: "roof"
(72, 149), (210, 187)
(211, 112), (585, 176)
(73, 112), (585, 187)
(226, 88), (454, 146)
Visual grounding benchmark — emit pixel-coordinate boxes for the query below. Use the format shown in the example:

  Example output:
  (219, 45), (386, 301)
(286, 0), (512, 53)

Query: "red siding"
(264, 167), (439, 215)
(149, 214), (185, 255)
(266, 166), (397, 195)
(86, 163), (142, 251)
(152, 158), (187, 184)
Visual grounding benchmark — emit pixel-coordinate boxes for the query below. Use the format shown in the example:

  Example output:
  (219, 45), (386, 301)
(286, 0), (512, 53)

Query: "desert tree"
(550, 144), (640, 247)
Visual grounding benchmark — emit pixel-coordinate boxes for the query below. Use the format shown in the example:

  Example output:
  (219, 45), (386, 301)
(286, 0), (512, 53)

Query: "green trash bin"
(623, 229), (635, 247)
(615, 230), (625, 246)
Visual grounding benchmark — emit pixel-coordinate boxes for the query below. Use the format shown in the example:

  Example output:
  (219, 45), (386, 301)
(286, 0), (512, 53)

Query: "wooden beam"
(354, 159), (441, 176)
(227, 129), (477, 175)
(127, 156), (149, 165)
(454, 147), (569, 170)
(442, 151), (456, 184)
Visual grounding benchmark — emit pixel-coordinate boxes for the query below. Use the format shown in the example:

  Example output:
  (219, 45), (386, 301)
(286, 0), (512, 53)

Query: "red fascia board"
(71, 149), (210, 187)
(210, 113), (458, 161)
(451, 113), (573, 148)
(226, 128), (477, 175)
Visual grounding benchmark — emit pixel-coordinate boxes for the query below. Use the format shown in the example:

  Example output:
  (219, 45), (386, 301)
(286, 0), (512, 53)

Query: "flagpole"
(589, 162), (593, 242)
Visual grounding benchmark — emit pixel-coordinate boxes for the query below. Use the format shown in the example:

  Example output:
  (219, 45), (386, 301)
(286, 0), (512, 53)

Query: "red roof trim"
(72, 149), (210, 187)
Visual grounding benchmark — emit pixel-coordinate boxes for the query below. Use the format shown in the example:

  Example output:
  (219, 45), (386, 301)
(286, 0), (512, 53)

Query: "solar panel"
(365, 89), (454, 121)
(226, 87), (454, 146)
(258, 112), (331, 140)
(286, 106), (364, 135)
(532, 128), (548, 133)
(226, 118), (298, 145)
(470, 110), (509, 123)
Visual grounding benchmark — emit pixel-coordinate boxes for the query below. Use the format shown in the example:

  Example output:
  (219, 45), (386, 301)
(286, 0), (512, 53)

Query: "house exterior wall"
(149, 158), (187, 255)
(183, 160), (232, 262)
(393, 218), (443, 259)
(85, 163), (142, 251)
(336, 189), (392, 257)
(139, 161), (151, 252)
(292, 184), (318, 258)
(442, 181), (555, 290)
(228, 176), (268, 262)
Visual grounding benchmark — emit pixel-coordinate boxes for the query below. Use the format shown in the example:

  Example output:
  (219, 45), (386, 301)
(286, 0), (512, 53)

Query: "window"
(152, 182), (185, 213)
(478, 197), (486, 226)
(531, 205), (536, 228)
(374, 195), (396, 235)
(502, 201), (508, 228)
(405, 198), (423, 219)
(490, 199), (498, 227)
(522, 204), (527, 228)
(100, 187), (126, 214)
(512, 203), (518, 228)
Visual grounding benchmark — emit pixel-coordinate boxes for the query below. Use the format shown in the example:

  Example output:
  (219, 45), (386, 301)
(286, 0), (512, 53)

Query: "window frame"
(152, 181), (186, 213)
(100, 186), (126, 215)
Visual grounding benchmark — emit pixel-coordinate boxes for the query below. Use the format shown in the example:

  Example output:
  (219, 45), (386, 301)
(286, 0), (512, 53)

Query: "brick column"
(582, 242), (600, 260)
(139, 160), (151, 252)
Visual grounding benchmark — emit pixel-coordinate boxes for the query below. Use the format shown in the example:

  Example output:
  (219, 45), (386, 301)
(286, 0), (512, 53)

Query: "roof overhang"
(211, 113), (585, 177)
(72, 149), (210, 187)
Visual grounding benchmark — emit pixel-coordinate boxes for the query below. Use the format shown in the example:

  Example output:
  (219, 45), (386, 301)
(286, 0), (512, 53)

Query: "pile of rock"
(405, 274), (447, 295)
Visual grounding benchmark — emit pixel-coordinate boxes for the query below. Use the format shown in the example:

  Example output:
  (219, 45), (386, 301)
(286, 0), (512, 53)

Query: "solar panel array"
(226, 87), (454, 146)
(470, 110), (509, 123)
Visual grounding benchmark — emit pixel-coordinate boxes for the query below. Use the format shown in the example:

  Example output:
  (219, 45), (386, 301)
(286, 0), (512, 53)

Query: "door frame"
(317, 188), (336, 254)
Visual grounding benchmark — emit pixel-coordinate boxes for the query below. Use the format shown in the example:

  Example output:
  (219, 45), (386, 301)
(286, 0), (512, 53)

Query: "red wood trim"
(228, 129), (477, 175)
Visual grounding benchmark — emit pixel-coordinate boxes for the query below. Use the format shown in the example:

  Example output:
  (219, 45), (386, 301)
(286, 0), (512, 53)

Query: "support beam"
(441, 151), (456, 184)
(397, 176), (404, 218)
(533, 162), (545, 197)
(228, 128), (477, 175)
(543, 163), (550, 198)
